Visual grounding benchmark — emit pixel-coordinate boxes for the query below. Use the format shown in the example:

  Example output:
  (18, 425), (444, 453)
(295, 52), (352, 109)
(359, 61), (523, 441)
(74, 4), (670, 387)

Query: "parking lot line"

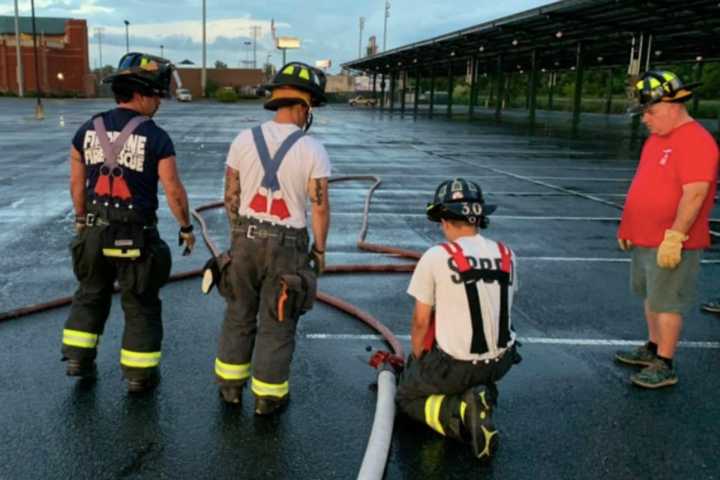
(304, 334), (720, 349)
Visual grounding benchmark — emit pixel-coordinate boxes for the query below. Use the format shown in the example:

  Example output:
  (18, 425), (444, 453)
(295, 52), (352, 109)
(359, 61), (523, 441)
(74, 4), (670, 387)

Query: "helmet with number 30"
(426, 177), (496, 228)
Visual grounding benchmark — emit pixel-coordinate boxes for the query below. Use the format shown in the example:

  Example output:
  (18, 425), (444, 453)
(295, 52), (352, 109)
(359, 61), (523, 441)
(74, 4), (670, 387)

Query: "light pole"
(94, 27), (104, 71)
(201, 0), (207, 97)
(30, 0), (43, 119)
(13, 0), (24, 97)
(358, 16), (365, 58)
(123, 20), (129, 53)
(383, 0), (390, 52)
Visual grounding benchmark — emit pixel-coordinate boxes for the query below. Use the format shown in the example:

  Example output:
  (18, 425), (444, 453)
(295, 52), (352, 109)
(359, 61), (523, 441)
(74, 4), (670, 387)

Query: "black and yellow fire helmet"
(630, 69), (700, 113)
(104, 52), (174, 97)
(263, 62), (327, 111)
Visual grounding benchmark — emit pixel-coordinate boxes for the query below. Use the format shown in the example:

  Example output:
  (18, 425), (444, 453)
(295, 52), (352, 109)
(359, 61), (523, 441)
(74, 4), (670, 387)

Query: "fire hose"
(0, 175), (422, 479)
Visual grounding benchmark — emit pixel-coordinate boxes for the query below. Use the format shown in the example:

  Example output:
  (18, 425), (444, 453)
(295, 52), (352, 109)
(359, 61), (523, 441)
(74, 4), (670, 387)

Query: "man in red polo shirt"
(616, 70), (718, 389)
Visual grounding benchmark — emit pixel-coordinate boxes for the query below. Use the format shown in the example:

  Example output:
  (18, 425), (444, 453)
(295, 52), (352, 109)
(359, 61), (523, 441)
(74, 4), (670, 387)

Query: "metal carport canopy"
(342, 0), (720, 75)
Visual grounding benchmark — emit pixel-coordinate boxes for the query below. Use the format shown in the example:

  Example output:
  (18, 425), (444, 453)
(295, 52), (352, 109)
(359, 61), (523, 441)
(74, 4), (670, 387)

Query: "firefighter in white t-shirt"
(210, 63), (331, 415)
(397, 177), (521, 460)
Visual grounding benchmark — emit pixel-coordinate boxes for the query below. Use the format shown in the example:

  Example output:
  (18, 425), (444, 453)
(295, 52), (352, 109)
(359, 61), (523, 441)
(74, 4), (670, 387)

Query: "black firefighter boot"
(127, 368), (161, 394)
(66, 359), (97, 379)
(254, 395), (289, 416)
(219, 381), (247, 404)
(461, 385), (498, 461)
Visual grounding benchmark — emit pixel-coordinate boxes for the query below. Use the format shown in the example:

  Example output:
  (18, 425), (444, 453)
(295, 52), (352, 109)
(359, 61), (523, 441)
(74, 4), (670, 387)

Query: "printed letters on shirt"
(83, 130), (147, 172)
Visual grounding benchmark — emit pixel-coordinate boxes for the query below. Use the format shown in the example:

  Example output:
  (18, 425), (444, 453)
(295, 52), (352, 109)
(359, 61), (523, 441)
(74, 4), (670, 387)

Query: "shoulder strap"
(274, 130), (305, 165)
(497, 242), (512, 273)
(440, 241), (472, 272)
(496, 241), (512, 349)
(251, 126), (273, 174)
(252, 126), (305, 192)
(93, 115), (148, 168)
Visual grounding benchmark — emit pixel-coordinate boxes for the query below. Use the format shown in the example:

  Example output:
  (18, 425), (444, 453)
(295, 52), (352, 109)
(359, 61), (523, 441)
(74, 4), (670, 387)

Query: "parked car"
(348, 96), (377, 107)
(176, 88), (193, 102)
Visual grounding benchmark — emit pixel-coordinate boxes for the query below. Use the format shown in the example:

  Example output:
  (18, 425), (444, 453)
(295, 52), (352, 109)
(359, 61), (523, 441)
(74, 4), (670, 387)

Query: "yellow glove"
(657, 229), (688, 269)
(617, 238), (633, 251)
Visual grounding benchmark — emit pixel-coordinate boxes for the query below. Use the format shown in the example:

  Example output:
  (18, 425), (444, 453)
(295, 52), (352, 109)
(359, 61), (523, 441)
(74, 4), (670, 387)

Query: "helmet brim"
(263, 82), (327, 107)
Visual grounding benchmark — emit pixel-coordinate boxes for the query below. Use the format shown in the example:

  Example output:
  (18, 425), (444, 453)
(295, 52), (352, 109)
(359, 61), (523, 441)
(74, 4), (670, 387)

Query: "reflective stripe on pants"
(120, 349), (161, 368)
(62, 329), (99, 349)
(251, 376), (289, 399)
(215, 358), (251, 381)
(424, 394), (446, 436)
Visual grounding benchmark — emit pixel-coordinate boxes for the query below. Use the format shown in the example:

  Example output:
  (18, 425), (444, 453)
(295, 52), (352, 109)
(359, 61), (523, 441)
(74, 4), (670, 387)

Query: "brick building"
(0, 16), (95, 97)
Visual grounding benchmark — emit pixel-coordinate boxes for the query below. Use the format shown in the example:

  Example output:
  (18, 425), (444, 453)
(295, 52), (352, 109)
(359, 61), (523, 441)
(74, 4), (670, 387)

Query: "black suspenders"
(440, 241), (513, 355)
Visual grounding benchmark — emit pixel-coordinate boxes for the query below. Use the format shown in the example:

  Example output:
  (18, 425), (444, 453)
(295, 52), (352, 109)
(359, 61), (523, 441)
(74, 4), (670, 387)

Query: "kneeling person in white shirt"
(397, 177), (521, 461)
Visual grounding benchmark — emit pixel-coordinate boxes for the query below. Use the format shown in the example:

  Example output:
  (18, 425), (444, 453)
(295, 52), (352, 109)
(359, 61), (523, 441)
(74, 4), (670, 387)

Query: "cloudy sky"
(4, 0), (550, 72)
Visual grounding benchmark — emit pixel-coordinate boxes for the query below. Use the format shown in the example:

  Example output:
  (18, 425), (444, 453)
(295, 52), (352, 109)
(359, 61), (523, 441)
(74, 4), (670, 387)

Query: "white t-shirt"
(225, 121), (332, 228)
(407, 234), (518, 362)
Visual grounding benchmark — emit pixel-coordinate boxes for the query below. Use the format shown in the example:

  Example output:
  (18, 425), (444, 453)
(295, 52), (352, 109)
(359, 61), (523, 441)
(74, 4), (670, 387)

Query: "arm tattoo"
(224, 171), (241, 224)
(313, 179), (324, 206)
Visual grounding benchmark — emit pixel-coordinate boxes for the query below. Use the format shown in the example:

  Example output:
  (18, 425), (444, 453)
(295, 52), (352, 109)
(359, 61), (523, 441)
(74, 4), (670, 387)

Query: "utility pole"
(13, 0), (24, 97)
(358, 16), (365, 58)
(383, 1), (390, 51)
(201, 0), (207, 97)
(30, 0), (43, 119)
(250, 25), (261, 69)
(243, 40), (252, 67)
(123, 20), (129, 53)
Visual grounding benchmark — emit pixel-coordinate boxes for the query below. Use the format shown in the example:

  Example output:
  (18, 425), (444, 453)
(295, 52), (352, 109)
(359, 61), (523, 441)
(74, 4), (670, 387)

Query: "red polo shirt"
(618, 121), (718, 249)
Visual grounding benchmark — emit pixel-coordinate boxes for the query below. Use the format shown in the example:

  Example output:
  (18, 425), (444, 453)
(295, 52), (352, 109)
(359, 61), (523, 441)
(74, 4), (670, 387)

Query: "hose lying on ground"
(0, 175), (422, 480)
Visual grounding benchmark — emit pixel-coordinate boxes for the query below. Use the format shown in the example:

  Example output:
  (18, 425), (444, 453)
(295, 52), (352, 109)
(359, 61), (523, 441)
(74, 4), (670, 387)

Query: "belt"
(85, 213), (156, 229)
(437, 343), (514, 366)
(234, 219), (305, 242)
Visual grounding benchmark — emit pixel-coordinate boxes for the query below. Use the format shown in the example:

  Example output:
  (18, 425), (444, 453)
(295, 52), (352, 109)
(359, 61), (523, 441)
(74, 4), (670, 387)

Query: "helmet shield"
(426, 178), (496, 225)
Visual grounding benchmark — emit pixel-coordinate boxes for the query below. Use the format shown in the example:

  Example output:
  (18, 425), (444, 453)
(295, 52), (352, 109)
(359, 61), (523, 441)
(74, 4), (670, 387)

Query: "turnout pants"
(62, 225), (171, 380)
(396, 346), (516, 440)
(215, 221), (312, 400)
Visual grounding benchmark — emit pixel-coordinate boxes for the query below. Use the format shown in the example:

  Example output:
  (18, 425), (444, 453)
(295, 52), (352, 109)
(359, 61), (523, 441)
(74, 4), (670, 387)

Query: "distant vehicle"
(176, 88), (192, 102)
(349, 96), (377, 107)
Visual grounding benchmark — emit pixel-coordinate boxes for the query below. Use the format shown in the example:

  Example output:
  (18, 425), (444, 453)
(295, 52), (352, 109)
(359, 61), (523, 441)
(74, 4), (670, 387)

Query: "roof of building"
(0, 16), (69, 36)
(343, 0), (720, 75)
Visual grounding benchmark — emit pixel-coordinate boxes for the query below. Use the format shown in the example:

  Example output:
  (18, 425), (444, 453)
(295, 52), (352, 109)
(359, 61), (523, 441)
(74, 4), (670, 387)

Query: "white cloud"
(0, 0), (72, 15)
(102, 17), (286, 45)
(71, 0), (113, 15)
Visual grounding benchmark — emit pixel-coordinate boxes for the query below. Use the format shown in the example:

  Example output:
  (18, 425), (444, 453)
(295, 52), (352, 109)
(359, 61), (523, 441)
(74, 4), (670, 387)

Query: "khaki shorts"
(631, 247), (701, 314)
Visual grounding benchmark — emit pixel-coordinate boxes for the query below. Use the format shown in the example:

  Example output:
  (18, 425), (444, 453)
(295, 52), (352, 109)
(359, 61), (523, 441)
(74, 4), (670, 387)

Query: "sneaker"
(461, 386), (498, 461)
(219, 384), (245, 404)
(631, 358), (678, 389)
(615, 343), (656, 367)
(701, 299), (720, 314)
(66, 359), (97, 379)
(127, 371), (160, 394)
(254, 396), (289, 416)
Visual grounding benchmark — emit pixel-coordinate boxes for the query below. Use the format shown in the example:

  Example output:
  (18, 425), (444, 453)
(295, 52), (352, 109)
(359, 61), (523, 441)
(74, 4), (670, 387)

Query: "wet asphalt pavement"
(0, 98), (719, 479)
